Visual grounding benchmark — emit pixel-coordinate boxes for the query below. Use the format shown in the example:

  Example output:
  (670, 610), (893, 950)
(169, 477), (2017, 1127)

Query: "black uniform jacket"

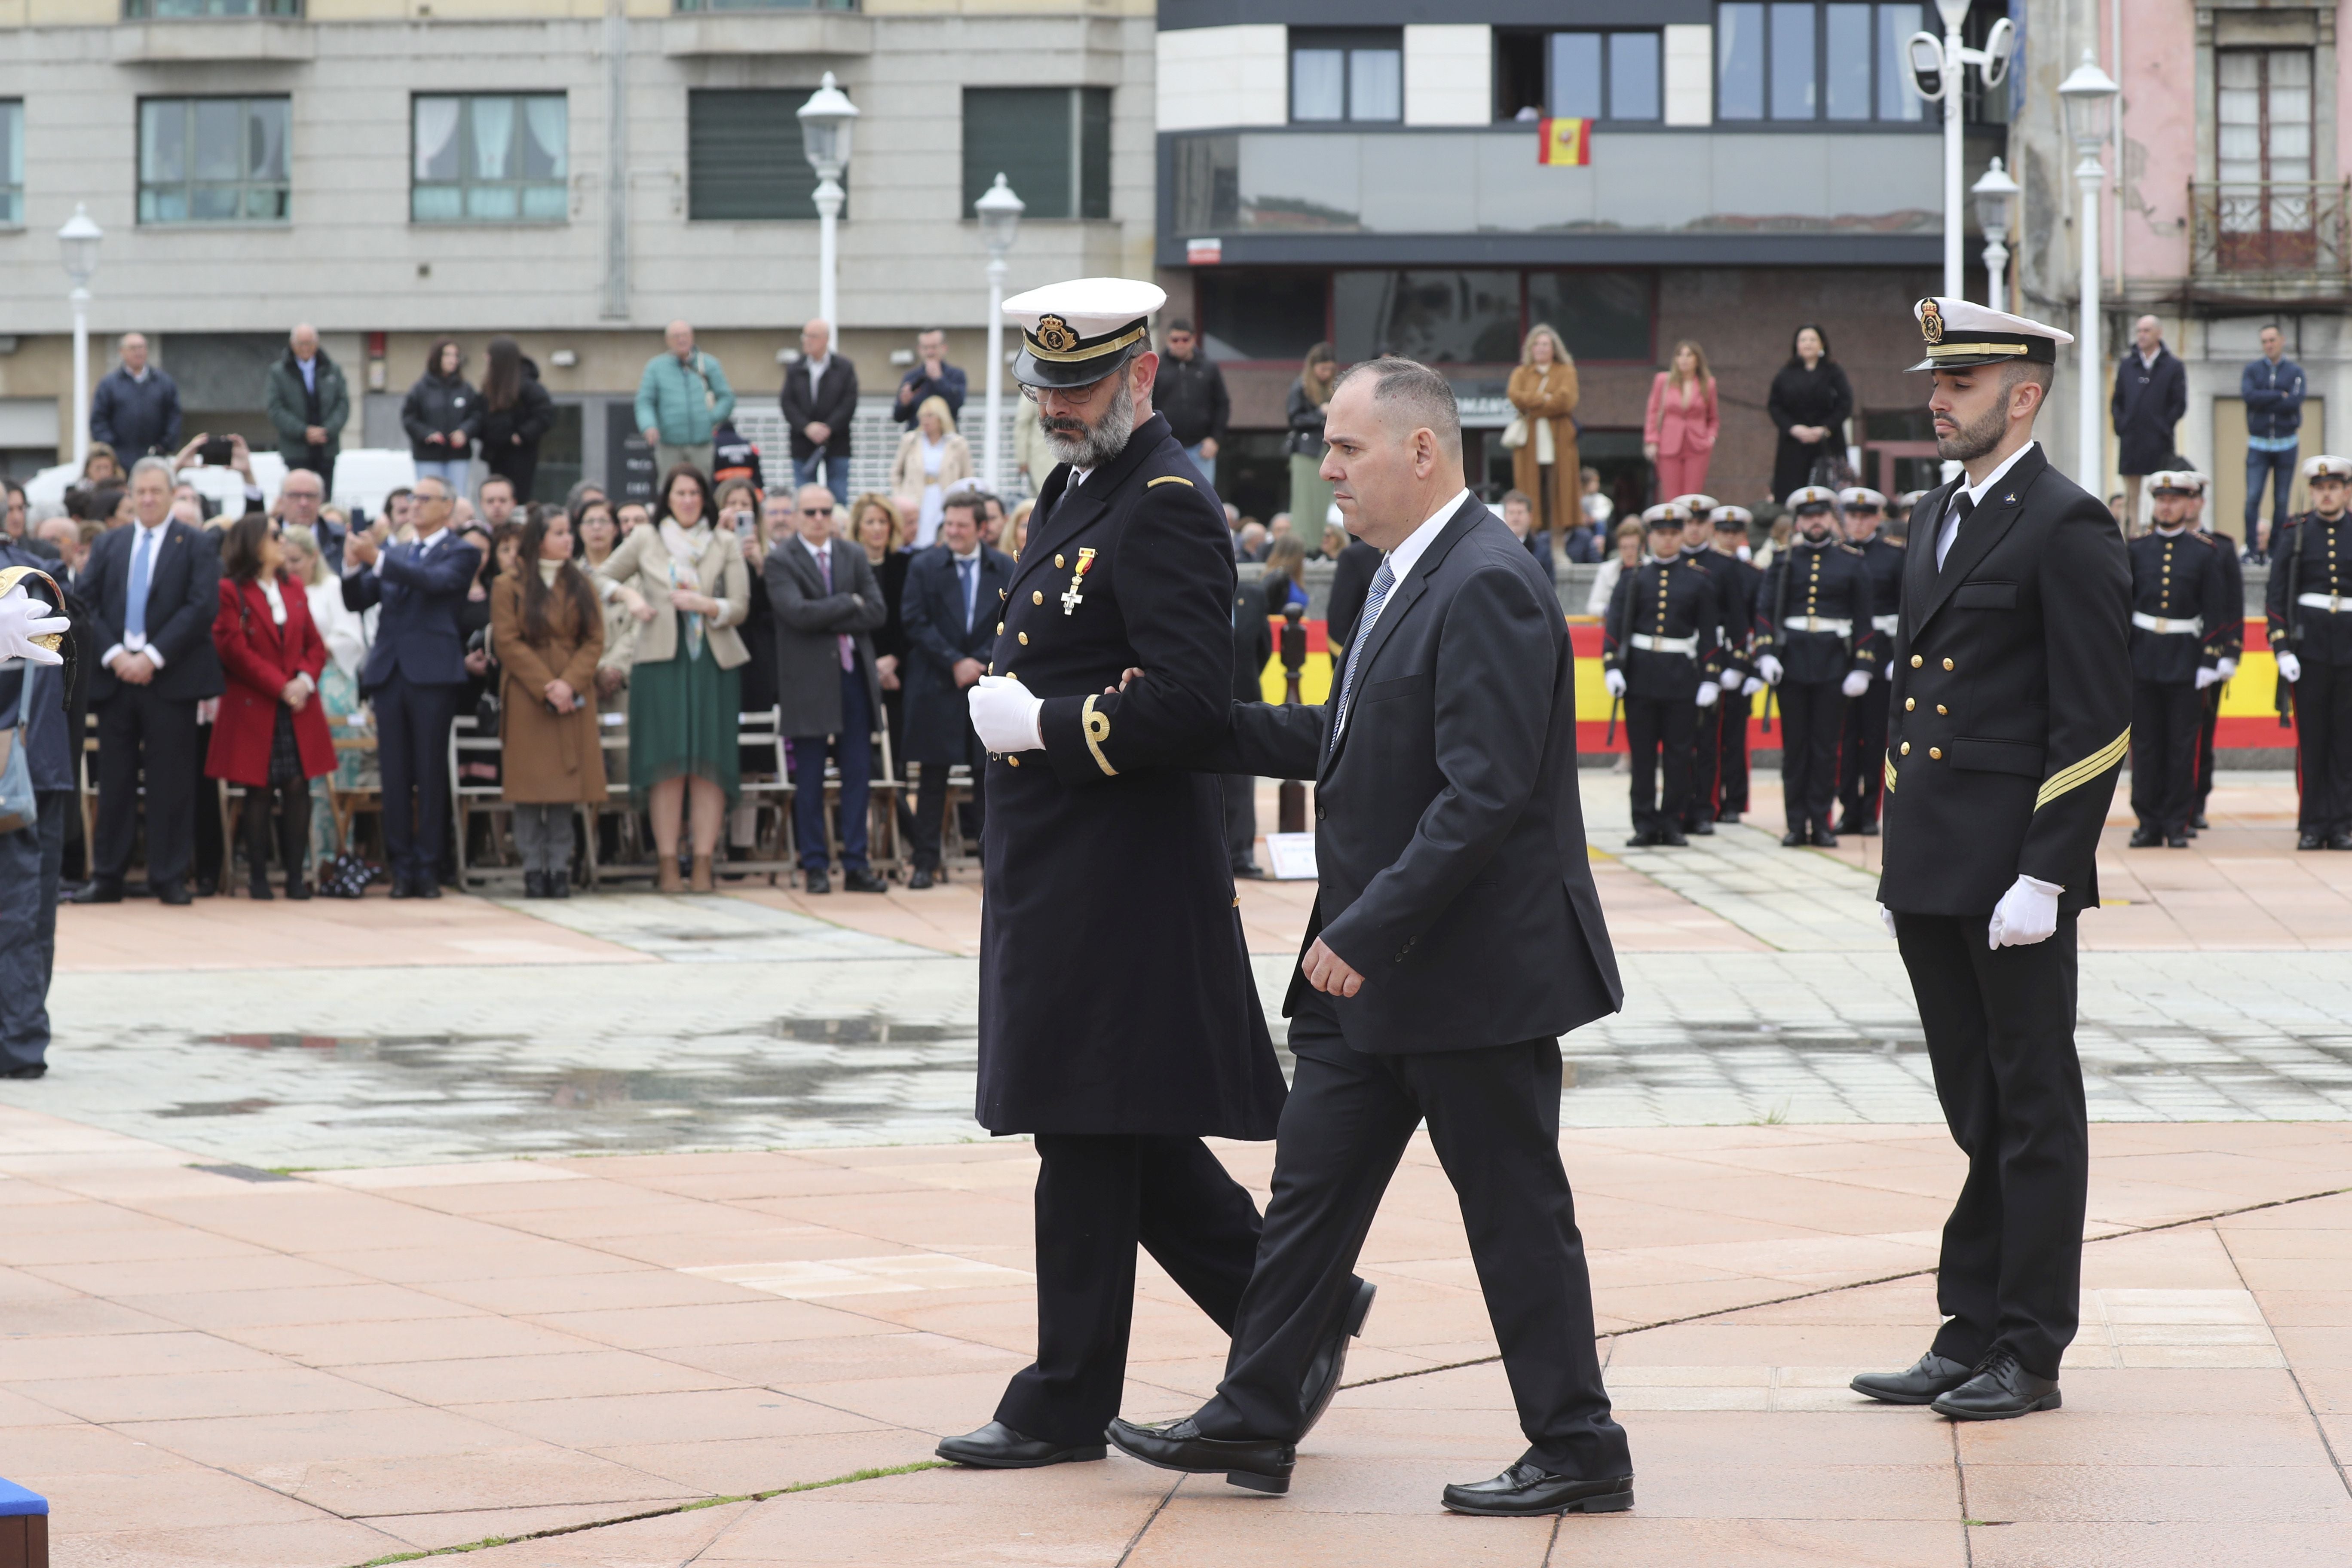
(1182, 497), (1623, 1057)
(1852, 534), (1906, 665)
(1706, 549), (1763, 681)
(1602, 553), (1723, 701)
(975, 412), (1284, 1140)
(1878, 445), (2131, 916)
(2127, 529), (2231, 685)
(2266, 511), (2352, 668)
(2206, 530), (2245, 659)
(1757, 539), (1877, 684)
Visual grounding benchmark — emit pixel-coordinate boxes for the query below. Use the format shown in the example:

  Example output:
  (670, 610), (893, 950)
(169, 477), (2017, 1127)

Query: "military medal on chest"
(1061, 546), (1097, 615)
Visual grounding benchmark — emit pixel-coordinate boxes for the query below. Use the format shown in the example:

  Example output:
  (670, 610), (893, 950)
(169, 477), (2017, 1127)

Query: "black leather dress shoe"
(1810, 822), (1838, 848)
(1931, 1349), (2060, 1421)
(72, 880), (124, 905)
(804, 868), (832, 894)
(2300, 833), (2328, 851)
(1780, 830), (1807, 847)
(842, 867), (888, 894)
(1686, 818), (1715, 836)
(935, 1421), (1104, 1469)
(156, 881), (193, 907)
(1, 1064), (47, 1080)
(1850, 1351), (1976, 1405)
(906, 867), (936, 890)
(1855, 819), (1881, 837)
(2191, 812), (2211, 830)
(1654, 826), (1688, 847)
(1106, 1417), (1294, 1494)
(1298, 1279), (1376, 1437)
(418, 881), (442, 899)
(523, 870), (547, 899)
(195, 875), (218, 898)
(2128, 827), (2161, 848)
(1624, 829), (1654, 848)
(1440, 1462), (1634, 1517)
(1234, 861), (1267, 879)
(2167, 834), (2191, 848)
(2333, 833), (2352, 852)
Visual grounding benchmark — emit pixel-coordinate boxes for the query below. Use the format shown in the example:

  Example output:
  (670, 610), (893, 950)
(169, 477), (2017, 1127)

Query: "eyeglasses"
(800, 507), (833, 517)
(1019, 374), (1116, 407)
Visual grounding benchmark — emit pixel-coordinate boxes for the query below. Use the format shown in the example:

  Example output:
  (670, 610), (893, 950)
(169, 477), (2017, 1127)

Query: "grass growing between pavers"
(343, 1462), (952, 1566)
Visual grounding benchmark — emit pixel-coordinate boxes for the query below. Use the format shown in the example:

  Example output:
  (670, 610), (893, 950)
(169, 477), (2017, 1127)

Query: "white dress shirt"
(1936, 441), (2039, 570)
(1331, 487), (1470, 740)
(103, 518), (172, 670)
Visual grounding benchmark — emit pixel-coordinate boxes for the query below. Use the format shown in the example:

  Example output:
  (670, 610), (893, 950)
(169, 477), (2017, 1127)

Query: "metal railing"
(2190, 181), (2352, 279)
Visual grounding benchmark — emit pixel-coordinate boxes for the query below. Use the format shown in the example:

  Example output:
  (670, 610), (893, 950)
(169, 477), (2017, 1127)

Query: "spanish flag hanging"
(1537, 117), (1592, 166)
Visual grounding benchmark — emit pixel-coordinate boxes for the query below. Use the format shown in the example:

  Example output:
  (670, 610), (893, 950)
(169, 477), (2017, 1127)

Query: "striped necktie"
(1329, 556), (1397, 751)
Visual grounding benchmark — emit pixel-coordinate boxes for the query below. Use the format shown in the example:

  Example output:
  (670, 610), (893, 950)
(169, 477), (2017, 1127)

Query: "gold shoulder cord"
(1081, 695), (1118, 776)
(1147, 475), (1194, 489)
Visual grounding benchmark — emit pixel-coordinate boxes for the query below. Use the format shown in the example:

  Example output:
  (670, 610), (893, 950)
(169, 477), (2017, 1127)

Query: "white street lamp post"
(973, 173), (1024, 494)
(1971, 156), (2020, 308)
(1907, 5), (2015, 299)
(796, 71), (859, 335)
(57, 203), (102, 472)
(2060, 51), (2121, 494)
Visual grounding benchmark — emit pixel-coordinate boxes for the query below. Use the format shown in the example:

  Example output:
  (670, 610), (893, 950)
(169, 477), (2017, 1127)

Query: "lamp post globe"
(974, 174), (1024, 493)
(1971, 156), (2020, 306)
(797, 72), (860, 334)
(2057, 51), (2120, 491)
(57, 202), (103, 471)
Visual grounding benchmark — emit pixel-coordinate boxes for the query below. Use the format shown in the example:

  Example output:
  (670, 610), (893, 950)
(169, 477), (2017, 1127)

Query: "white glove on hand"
(2195, 665), (2222, 691)
(1879, 903), (1898, 939)
(1695, 680), (1720, 708)
(2277, 652), (2303, 684)
(1603, 668), (1627, 699)
(1743, 674), (1767, 697)
(968, 675), (1044, 753)
(2217, 657), (2239, 681)
(1841, 669), (1871, 699)
(1756, 654), (1784, 687)
(0, 586), (68, 668)
(1987, 873), (2063, 950)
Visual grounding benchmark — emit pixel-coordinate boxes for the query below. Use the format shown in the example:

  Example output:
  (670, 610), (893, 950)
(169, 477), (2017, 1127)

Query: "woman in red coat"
(208, 513), (335, 899)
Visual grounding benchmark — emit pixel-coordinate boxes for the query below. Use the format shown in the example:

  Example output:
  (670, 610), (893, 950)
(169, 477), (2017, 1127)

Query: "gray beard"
(1041, 377), (1136, 471)
(1936, 398), (2008, 464)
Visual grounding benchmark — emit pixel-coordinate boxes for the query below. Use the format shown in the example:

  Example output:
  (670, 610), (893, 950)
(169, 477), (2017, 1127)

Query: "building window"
(137, 97), (289, 224)
(1717, 2), (1930, 123)
(0, 103), (19, 227)
(2216, 48), (2316, 269)
(1496, 31), (1662, 122)
(688, 90), (832, 220)
(122, 0), (300, 15)
(962, 88), (1111, 221)
(412, 94), (567, 223)
(1291, 29), (1403, 124)
(1195, 271), (1330, 362)
(1333, 270), (1654, 366)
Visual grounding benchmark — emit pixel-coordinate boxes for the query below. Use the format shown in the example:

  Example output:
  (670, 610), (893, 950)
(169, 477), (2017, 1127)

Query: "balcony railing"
(2190, 181), (2351, 280)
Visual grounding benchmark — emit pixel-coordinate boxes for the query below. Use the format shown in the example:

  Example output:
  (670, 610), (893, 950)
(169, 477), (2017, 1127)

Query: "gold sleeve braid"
(1081, 695), (1117, 776)
(2033, 728), (2128, 811)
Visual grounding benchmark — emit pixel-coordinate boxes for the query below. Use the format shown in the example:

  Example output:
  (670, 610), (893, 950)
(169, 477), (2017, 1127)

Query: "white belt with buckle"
(1788, 616), (1853, 635)
(2131, 612), (2203, 635)
(2299, 592), (2349, 613)
(1629, 633), (1700, 657)
(1871, 614), (1900, 635)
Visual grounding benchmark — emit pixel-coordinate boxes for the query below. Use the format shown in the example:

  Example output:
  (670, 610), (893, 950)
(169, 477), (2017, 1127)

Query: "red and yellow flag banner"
(1537, 117), (1591, 166)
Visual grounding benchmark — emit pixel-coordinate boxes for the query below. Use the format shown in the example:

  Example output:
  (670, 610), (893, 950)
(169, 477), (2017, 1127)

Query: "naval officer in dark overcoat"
(936, 278), (1302, 1471)
(1854, 297), (2130, 1422)
(2267, 453), (2352, 850)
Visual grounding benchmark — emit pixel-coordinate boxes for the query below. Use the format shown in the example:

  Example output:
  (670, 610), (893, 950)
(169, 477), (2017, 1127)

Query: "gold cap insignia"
(1919, 300), (1945, 344)
(1034, 315), (1077, 354)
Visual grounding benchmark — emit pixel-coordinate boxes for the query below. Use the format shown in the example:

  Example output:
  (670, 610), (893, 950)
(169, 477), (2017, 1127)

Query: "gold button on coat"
(1929, 747), (1942, 760)
(1905, 698), (1915, 711)
(1911, 655), (1923, 668)
(1017, 632), (1029, 645)
(1032, 591), (1044, 605)
(1055, 554), (1065, 567)
(1942, 658), (1955, 670)
(1901, 741), (1911, 755)
(996, 622), (1004, 633)
(1936, 704), (1947, 714)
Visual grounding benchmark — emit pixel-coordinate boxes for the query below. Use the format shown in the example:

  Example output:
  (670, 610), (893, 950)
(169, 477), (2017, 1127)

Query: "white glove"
(0, 585), (68, 668)
(1603, 668), (1627, 699)
(1841, 670), (1871, 699)
(1742, 674), (1766, 697)
(2217, 657), (2239, 681)
(1879, 903), (1897, 939)
(1755, 654), (1784, 687)
(1694, 680), (1720, 708)
(1987, 874), (2063, 950)
(2195, 665), (2222, 690)
(968, 674), (1044, 753)
(2277, 652), (2302, 684)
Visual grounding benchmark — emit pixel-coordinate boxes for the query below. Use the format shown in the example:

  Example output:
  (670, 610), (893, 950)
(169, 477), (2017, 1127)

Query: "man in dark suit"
(1105, 357), (1632, 1516)
(898, 490), (1012, 889)
(2110, 314), (2187, 528)
(780, 318), (859, 506)
(340, 473), (481, 899)
(1855, 297), (2130, 1423)
(72, 456), (224, 905)
(1225, 567), (1275, 877)
(765, 482), (888, 895)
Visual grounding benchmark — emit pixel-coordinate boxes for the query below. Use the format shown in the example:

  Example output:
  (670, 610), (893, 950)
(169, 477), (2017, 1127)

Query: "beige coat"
(1508, 361), (1581, 536)
(491, 571), (609, 805)
(888, 429), (974, 497)
(591, 522), (752, 670)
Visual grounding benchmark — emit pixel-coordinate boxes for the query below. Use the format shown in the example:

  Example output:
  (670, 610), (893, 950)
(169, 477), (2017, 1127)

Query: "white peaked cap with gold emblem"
(2304, 454), (2352, 481)
(1907, 296), (2073, 372)
(1786, 485), (1840, 511)
(1839, 486), (1887, 510)
(1667, 493), (1719, 516)
(1002, 277), (1167, 390)
(1641, 502), (1691, 530)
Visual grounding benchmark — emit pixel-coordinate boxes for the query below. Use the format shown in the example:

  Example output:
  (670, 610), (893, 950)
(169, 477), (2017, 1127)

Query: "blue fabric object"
(0, 1477), (49, 1515)
(2242, 354), (2306, 441)
(125, 524), (153, 645)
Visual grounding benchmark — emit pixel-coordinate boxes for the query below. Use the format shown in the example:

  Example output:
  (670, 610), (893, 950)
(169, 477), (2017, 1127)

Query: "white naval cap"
(1908, 296), (2073, 372)
(1709, 505), (1754, 529)
(1667, 492), (1719, 516)
(1894, 490), (1929, 509)
(1838, 486), (1887, 510)
(1002, 276), (1166, 389)
(1785, 485), (1840, 512)
(2149, 470), (2203, 496)
(2305, 454), (2352, 481)
(1641, 501), (1692, 529)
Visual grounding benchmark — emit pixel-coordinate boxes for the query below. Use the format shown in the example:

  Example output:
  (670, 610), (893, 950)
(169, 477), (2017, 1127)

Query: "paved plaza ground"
(5, 774), (2351, 1566)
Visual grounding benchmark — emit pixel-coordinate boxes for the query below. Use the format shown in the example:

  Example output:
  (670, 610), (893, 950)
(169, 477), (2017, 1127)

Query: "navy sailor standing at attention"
(938, 278), (1363, 1472)
(2267, 453), (2352, 851)
(1753, 486), (1877, 848)
(1854, 297), (2130, 1422)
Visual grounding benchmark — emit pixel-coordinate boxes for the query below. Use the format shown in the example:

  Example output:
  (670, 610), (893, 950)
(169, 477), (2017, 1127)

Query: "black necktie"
(1941, 491), (1975, 568)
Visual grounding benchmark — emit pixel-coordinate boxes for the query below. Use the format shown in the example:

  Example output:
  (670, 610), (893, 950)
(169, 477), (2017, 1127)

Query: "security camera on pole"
(1904, 1), (2017, 299)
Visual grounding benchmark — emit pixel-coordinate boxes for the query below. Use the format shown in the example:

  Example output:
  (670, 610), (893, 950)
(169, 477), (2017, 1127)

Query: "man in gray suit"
(1107, 358), (1632, 1515)
(766, 484), (887, 894)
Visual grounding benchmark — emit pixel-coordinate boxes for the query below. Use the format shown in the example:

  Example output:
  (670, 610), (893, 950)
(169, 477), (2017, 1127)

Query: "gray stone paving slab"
(488, 891), (936, 962)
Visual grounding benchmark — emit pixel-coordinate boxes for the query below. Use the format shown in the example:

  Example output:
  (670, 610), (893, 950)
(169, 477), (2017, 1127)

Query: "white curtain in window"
(414, 98), (460, 181)
(471, 96), (514, 181)
(523, 97), (567, 178)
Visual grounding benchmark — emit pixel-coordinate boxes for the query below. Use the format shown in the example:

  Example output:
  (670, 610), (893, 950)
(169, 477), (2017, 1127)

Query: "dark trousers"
(372, 672), (461, 885)
(1196, 998), (1629, 1480)
(1895, 911), (2086, 1381)
(1777, 679), (1846, 832)
(1717, 693), (1751, 813)
(2246, 443), (2298, 551)
(1222, 774), (1259, 869)
(0, 791), (66, 1072)
(994, 1133), (1263, 1449)
(2292, 659), (2352, 835)
(908, 741), (982, 871)
(241, 776), (313, 890)
(792, 667), (873, 871)
(1624, 694), (1695, 835)
(1837, 675), (1891, 825)
(2129, 679), (2202, 835)
(2197, 681), (2223, 815)
(93, 685), (198, 889)
(792, 450), (852, 507)
(1684, 701), (1721, 826)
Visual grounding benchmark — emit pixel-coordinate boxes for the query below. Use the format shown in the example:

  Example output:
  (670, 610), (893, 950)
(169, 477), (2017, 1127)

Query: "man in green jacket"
(635, 320), (735, 479)
(263, 324), (351, 491)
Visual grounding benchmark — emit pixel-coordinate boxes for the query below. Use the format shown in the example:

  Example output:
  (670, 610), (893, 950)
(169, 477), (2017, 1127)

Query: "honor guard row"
(2267, 451), (2352, 849)
(1601, 501), (1728, 845)
(1755, 485), (1879, 846)
(2125, 472), (2235, 847)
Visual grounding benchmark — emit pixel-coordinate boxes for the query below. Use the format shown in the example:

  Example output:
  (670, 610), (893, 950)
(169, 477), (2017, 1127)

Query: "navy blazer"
(341, 532), (482, 692)
(898, 542), (1013, 763)
(79, 519), (224, 704)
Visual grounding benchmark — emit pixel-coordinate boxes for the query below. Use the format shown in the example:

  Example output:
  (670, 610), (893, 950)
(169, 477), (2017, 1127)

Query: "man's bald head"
(290, 323), (318, 356)
(666, 321), (695, 357)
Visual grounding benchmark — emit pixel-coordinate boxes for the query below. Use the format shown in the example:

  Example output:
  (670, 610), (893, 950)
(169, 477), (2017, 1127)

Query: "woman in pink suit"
(1645, 340), (1720, 503)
